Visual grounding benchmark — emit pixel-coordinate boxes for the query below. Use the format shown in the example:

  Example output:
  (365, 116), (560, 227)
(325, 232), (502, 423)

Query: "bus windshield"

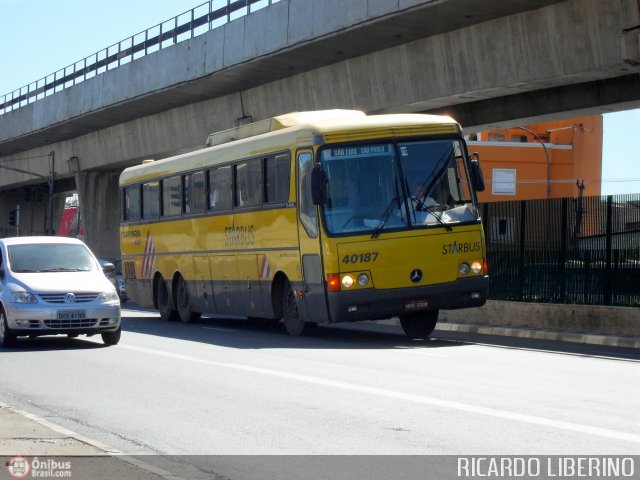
(319, 139), (479, 235)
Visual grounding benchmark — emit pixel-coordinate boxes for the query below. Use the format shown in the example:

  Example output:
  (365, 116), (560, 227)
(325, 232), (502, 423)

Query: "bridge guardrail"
(0, 0), (279, 116)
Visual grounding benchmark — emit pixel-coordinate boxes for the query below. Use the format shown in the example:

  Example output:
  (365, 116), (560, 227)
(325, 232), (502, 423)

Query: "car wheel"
(101, 326), (121, 346)
(399, 310), (438, 340)
(282, 280), (309, 336)
(156, 276), (179, 321)
(0, 308), (17, 348)
(176, 275), (202, 323)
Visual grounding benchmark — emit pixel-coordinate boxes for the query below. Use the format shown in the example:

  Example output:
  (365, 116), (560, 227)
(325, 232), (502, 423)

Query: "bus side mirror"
(311, 164), (328, 205)
(469, 153), (485, 192)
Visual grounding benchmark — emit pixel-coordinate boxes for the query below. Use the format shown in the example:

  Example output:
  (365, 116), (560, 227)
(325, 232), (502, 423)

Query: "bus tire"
(399, 310), (438, 340)
(282, 279), (308, 336)
(156, 276), (179, 322)
(176, 275), (202, 323)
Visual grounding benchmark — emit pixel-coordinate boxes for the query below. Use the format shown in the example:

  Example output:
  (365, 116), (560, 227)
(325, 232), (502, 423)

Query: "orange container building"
(468, 115), (603, 202)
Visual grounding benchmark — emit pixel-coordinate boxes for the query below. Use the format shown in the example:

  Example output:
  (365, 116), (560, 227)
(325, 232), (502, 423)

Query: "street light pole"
(516, 126), (551, 198)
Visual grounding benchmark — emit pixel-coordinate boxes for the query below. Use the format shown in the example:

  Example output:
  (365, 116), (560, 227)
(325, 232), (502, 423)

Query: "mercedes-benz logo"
(64, 293), (76, 303)
(409, 269), (423, 283)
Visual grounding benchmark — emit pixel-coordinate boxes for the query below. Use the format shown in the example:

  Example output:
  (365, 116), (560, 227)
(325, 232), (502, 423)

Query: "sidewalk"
(0, 404), (171, 479)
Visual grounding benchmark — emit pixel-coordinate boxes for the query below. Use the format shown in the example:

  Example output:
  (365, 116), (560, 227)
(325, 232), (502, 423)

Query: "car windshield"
(8, 243), (98, 273)
(318, 140), (479, 236)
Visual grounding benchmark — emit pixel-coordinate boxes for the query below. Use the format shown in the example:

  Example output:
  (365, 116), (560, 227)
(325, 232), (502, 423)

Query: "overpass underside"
(0, 0), (638, 257)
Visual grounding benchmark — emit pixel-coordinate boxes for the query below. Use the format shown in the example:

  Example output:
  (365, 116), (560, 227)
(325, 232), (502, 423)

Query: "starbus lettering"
(120, 229), (141, 238)
(225, 223), (255, 246)
(442, 240), (481, 255)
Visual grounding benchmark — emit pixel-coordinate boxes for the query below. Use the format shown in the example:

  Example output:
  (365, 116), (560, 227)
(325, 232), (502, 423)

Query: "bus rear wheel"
(156, 276), (179, 322)
(282, 280), (308, 336)
(399, 310), (438, 340)
(176, 275), (202, 323)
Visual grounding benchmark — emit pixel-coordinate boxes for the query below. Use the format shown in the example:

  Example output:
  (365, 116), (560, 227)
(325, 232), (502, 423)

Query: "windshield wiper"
(371, 196), (400, 239)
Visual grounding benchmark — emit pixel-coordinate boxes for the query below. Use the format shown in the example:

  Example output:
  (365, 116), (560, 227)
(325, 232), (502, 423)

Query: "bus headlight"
(341, 275), (354, 289)
(357, 273), (369, 287)
(471, 261), (483, 274)
(459, 263), (470, 275)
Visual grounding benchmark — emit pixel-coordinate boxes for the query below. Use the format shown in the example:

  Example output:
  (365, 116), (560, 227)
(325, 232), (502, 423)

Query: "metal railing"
(483, 193), (640, 307)
(0, 0), (280, 116)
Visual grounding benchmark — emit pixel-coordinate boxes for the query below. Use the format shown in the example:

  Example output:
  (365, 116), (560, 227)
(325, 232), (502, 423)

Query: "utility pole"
(48, 151), (55, 235)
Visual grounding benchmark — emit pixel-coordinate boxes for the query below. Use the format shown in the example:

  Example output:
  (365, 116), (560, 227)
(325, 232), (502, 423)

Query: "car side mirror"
(469, 152), (485, 192)
(311, 163), (328, 205)
(101, 262), (116, 273)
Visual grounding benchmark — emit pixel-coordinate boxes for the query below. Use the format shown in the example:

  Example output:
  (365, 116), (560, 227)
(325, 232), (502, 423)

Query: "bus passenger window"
(142, 181), (160, 219)
(184, 171), (205, 213)
(209, 165), (232, 211)
(162, 175), (182, 217)
(123, 185), (140, 221)
(264, 153), (291, 204)
(235, 160), (262, 208)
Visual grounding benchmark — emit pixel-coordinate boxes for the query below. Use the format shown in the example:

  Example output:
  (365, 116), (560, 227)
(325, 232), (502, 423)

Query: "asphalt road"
(1, 306), (638, 476)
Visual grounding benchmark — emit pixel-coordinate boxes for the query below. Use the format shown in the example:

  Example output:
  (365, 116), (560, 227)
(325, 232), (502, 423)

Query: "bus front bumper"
(326, 275), (488, 323)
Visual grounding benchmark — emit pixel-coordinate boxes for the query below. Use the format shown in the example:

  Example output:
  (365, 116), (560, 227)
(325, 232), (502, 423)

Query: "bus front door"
(297, 150), (330, 324)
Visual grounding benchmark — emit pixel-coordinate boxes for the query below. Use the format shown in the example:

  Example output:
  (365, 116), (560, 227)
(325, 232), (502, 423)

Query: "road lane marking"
(120, 344), (640, 444)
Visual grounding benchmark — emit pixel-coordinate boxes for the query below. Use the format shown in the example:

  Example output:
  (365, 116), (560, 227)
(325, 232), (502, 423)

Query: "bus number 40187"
(342, 252), (379, 264)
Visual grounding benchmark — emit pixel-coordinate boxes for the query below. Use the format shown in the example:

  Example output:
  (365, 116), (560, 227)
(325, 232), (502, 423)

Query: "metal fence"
(0, 0), (280, 116)
(482, 194), (640, 306)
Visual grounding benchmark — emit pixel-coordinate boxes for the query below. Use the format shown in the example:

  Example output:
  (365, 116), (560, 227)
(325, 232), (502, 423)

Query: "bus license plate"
(405, 299), (430, 311)
(57, 310), (86, 320)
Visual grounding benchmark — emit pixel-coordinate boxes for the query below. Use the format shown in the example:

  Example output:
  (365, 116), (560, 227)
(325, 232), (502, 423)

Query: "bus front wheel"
(282, 280), (308, 336)
(399, 310), (438, 340)
(156, 277), (179, 322)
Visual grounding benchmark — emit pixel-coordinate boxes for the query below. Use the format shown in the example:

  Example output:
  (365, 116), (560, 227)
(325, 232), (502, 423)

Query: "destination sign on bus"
(329, 145), (391, 158)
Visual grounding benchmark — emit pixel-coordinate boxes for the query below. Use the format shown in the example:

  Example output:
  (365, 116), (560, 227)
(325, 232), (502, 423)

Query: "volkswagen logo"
(409, 269), (423, 283)
(64, 293), (76, 303)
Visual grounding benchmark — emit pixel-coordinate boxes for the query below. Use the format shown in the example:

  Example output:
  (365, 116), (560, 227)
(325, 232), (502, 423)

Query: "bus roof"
(119, 110), (461, 185)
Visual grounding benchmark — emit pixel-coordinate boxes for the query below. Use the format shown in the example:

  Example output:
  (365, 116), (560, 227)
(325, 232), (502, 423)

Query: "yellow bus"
(119, 110), (488, 339)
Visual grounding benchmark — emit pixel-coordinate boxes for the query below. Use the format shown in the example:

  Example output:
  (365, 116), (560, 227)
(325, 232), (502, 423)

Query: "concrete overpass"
(0, 0), (639, 257)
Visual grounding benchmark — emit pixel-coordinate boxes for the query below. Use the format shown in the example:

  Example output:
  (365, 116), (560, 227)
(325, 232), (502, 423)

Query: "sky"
(1, 0), (639, 195)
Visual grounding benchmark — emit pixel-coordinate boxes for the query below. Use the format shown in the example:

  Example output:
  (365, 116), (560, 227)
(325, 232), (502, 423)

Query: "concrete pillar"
(75, 171), (121, 259)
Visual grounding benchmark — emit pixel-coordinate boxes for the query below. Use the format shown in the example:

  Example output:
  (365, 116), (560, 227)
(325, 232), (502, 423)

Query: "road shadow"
(120, 306), (463, 352)
(0, 335), (108, 352)
(119, 305), (640, 360)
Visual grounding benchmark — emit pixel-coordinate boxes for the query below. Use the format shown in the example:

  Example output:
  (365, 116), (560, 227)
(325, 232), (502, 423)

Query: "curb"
(435, 322), (640, 349)
(373, 319), (640, 349)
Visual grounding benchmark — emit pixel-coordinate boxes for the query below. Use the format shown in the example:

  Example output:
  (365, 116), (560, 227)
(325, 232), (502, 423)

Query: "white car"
(0, 236), (121, 347)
